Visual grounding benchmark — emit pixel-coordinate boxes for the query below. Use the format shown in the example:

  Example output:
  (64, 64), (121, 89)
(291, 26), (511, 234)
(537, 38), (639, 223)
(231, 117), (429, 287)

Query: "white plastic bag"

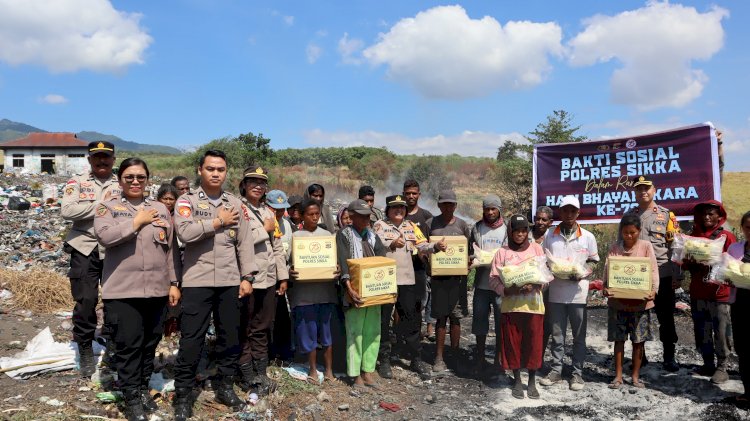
(671, 233), (725, 266)
(500, 256), (554, 287)
(712, 253), (750, 289)
(545, 249), (590, 279)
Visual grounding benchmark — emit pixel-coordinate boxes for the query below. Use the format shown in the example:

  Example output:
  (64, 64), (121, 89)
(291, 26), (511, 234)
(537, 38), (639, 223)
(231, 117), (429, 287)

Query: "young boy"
(288, 199), (340, 382)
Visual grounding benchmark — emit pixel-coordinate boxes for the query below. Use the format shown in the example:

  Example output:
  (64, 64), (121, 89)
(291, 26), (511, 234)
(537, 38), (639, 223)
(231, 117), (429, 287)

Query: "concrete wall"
(2, 148), (88, 175)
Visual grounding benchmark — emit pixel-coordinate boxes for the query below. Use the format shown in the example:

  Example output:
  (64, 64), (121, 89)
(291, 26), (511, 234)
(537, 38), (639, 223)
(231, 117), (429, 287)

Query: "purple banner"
(532, 123), (721, 224)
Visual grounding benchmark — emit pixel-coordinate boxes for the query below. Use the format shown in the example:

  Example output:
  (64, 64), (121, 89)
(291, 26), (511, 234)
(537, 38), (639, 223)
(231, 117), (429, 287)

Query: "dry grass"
(0, 268), (73, 313)
(722, 172), (750, 228)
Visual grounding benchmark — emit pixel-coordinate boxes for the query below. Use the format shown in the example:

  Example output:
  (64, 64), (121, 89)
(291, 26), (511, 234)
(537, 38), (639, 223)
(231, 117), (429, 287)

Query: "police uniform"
(374, 195), (434, 377)
(172, 186), (258, 392)
(94, 196), (176, 407)
(236, 166), (290, 393)
(61, 141), (121, 352)
(624, 176), (681, 365)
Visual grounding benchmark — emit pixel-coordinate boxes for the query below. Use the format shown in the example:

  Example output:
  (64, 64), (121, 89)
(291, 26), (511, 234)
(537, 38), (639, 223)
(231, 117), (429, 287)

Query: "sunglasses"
(122, 175), (148, 183)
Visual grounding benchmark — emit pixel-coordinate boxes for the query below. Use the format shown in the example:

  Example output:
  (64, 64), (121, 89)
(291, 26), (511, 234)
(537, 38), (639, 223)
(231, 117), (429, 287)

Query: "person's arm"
(374, 234), (388, 257)
(237, 203), (260, 279)
(61, 178), (97, 221)
(336, 230), (351, 286)
(584, 234), (600, 276)
(647, 243), (660, 295)
(93, 203), (138, 248)
(175, 198), (216, 244)
(488, 249), (505, 296)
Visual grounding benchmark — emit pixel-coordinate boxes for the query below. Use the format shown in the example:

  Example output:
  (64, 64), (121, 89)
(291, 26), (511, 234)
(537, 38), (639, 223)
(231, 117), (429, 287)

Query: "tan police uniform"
(93, 195), (176, 392)
(172, 186), (259, 390)
(61, 171), (121, 345)
(624, 175), (681, 365)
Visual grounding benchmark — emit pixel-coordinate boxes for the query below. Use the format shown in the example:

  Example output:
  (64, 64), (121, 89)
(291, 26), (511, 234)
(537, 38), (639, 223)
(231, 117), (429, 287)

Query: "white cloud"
(306, 43), (322, 64)
(568, 2), (728, 110)
(0, 0), (152, 73)
(39, 94), (68, 104)
(355, 5), (563, 99)
(271, 10), (294, 26)
(303, 129), (526, 157)
(338, 33), (364, 65)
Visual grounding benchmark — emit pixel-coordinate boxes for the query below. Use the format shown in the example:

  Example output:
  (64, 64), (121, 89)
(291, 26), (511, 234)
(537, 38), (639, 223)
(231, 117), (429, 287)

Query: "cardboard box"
(292, 235), (337, 282)
(346, 256), (397, 307)
(607, 256), (653, 299)
(430, 236), (469, 276)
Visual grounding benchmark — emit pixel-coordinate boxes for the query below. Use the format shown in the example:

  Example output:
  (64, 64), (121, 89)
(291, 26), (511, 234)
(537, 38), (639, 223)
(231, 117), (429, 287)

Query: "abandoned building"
(0, 133), (89, 175)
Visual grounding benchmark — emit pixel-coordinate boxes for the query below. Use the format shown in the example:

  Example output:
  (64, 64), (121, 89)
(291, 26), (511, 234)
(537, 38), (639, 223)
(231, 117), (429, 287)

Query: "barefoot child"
(489, 215), (547, 399)
(289, 199), (340, 383)
(603, 214), (659, 389)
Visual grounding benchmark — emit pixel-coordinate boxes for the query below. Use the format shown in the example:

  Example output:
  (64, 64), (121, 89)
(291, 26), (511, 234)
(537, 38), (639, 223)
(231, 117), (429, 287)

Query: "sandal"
(324, 376), (343, 385)
(608, 379), (623, 389)
(304, 375), (320, 385)
(365, 382), (383, 391)
(632, 379), (646, 389)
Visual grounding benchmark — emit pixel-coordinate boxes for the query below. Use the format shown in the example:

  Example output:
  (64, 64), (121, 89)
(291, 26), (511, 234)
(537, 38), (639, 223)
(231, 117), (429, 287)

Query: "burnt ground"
(1, 295), (750, 421)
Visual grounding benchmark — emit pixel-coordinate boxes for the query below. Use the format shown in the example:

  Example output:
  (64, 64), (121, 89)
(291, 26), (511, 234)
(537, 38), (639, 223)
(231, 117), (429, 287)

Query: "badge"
(228, 229), (236, 238)
(79, 193), (87, 199)
(178, 206), (192, 217)
(81, 182), (92, 187)
(114, 205), (127, 211)
(66, 179), (77, 185)
(242, 205), (250, 221)
(96, 204), (108, 217)
(197, 203), (209, 210)
(158, 230), (166, 241)
(65, 187), (74, 196)
(89, 193), (95, 199)
(198, 191), (206, 199)
(656, 213), (665, 221)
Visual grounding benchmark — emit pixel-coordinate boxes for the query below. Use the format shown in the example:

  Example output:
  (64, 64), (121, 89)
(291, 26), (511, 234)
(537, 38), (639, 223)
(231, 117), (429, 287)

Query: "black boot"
(77, 341), (95, 378)
(139, 384), (158, 413)
(378, 357), (393, 379)
(254, 358), (277, 396)
(172, 387), (193, 421)
(663, 343), (679, 372)
(122, 388), (148, 421)
(410, 358), (431, 380)
(213, 378), (245, 411)
(238, 362), (257, 392)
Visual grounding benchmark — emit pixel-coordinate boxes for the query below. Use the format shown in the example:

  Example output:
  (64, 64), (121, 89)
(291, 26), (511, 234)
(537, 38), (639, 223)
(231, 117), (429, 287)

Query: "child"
(729, 211), (750, 405)
(489, 215), (546, 399)
(288, 199), (340, 383)
(603, 214), (659, 389)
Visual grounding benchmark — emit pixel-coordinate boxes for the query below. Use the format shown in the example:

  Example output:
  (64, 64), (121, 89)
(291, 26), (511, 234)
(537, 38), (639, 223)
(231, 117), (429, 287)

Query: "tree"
(494, 110), (587, 215)
(526, 109), (587, 145)
(186, 132), (273, 169)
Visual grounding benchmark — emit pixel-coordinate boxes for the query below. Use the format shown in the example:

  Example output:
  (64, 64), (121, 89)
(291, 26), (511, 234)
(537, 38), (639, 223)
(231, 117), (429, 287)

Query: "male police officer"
(172, 150), (258, 420)
(625, 176), (681, 372)
(61, 141), (120, 377)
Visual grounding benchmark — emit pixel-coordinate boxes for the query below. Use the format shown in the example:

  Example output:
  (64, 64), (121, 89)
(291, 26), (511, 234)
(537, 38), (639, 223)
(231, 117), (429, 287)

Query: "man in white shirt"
(539, 196), (599, 391)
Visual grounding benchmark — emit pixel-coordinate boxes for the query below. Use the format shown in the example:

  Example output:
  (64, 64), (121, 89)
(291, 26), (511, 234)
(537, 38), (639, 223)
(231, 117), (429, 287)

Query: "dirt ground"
(1, 296), (750, 421)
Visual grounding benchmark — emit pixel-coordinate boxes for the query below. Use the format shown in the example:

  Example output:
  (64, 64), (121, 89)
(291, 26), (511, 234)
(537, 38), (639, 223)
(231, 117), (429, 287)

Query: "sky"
(0, 0), (748, 171)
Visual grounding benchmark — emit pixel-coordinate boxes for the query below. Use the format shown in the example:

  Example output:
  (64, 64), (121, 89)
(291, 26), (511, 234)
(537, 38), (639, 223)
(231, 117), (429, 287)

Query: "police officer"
(237, 166), (289, 395)
(94, 157), (180, 421)
(172, 150), (258, 420)
(624, 175), (682, 372)
(374, 195), (444, 379)
(61, 141), (120, 377)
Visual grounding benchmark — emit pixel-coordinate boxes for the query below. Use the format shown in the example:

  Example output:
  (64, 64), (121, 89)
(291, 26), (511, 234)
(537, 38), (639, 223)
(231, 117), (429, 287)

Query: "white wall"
(2, 148), (88, 175)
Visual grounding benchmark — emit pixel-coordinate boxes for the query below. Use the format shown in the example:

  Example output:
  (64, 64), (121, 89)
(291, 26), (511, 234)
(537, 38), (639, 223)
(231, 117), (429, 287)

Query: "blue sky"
(0, 0), (748, 170)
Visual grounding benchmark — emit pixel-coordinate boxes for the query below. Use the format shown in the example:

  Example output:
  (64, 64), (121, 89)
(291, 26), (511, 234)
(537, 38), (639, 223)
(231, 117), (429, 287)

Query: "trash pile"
(0, 174), (70, 273)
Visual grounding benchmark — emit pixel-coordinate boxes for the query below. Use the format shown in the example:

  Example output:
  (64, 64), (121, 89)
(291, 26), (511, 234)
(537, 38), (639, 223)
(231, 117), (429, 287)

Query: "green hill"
(0, 118), (181, 154)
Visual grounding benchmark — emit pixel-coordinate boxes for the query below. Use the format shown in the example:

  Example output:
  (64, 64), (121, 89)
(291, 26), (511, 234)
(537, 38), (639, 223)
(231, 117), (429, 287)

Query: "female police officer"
(94, 157), (180, 421)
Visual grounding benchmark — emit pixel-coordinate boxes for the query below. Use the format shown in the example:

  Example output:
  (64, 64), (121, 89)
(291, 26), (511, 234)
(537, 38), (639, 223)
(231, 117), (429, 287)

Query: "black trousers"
(732, 288), (750, 394)
(270, 293), (294, 361)
(380, 283), (424, 360)
(104, 297), (166, 390)
(174, 286), (241, 389)
(67, 247), (102, 344)
(654, 276), (678, 357)
(239, 287), (277, 364)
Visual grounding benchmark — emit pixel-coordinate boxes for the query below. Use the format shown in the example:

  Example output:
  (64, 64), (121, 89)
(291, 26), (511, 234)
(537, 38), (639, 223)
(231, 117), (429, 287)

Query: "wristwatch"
(242, 275), (255, 284)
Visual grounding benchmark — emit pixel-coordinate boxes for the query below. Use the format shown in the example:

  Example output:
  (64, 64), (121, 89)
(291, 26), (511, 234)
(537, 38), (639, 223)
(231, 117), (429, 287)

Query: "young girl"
(729, 211), (750, 405)
(603, 214), (659, 389)
(288, 199), (340, 383)
(488, 215), (546, 399)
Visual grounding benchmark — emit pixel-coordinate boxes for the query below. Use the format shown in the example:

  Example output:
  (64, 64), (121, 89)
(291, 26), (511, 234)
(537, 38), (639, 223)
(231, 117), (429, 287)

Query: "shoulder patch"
(66, 179), (78, 185)
(178, 206), (192, 218)
(65, 186), (75, 196)
(241, 204), (251, 221)
(96, 204), (108, 217)
(176, 199), (192, 208)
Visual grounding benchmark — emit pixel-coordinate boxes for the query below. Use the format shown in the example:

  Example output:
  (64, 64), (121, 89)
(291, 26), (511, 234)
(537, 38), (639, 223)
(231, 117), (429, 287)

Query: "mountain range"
(0, 118), (181, 154)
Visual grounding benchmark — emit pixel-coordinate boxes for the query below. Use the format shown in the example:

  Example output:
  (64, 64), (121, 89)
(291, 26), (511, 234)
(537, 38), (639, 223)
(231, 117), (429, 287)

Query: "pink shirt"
(489, 242), (546, 314)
